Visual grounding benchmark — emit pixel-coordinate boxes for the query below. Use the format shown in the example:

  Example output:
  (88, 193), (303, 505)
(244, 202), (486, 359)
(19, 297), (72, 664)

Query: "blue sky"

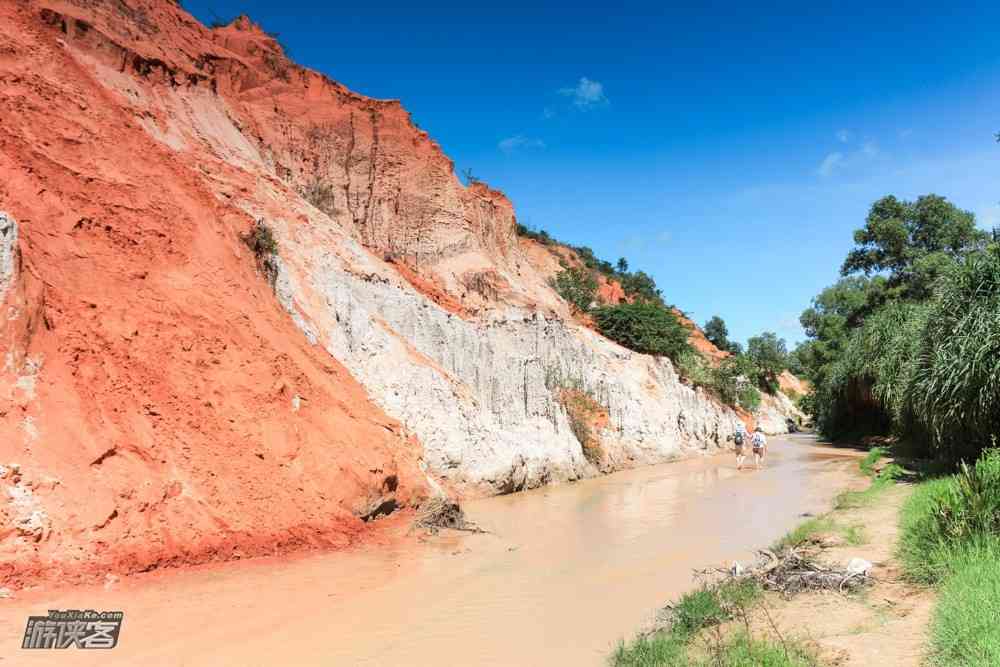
(186, 1), (1000, 346)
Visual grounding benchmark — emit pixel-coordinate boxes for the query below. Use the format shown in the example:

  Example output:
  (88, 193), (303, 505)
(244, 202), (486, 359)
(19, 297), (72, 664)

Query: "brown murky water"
(2, 435), (859, 666)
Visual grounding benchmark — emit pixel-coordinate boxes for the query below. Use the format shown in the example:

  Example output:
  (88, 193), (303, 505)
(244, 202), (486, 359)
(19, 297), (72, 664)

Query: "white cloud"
(617, 230), (671, 253)
(498, 135), (546, 154)
(898, 128), (913, 140)
(558, 77), (608, 109)
(836, 129), (851, 143)
(861, 140), (879, 157)
(977, 204), (1000, 231)
(817, 152), (845, 177)
(542, 107), (556, 120)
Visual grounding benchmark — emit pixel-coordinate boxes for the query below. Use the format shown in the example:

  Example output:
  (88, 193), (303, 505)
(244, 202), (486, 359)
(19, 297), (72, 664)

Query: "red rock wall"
(0, 0), (428, 588)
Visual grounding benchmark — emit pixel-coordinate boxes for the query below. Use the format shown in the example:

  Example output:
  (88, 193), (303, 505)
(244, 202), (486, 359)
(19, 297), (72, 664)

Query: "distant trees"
(841, 195), (988, 301)
(797, 190), (1000, 461)
(616, 257), (629, 273)
(703, 315), (743, 354)
(746, 332), (788, 393)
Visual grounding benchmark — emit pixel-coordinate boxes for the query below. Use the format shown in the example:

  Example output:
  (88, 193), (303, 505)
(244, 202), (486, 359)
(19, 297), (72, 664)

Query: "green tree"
(549, 267), (598, 313)
(619, 270), (662, 303)
(747, 331), (788, 393)
(703, 316), (732, 352)
(797, 275), (888, 389)
(842, 194), (987, 300)
(616, 257), (629, 273)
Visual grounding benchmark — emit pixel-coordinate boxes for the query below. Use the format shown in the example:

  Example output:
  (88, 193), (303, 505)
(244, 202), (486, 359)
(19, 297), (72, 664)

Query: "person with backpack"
(734, 422), (748, 470)
(751, 427), (767, 469)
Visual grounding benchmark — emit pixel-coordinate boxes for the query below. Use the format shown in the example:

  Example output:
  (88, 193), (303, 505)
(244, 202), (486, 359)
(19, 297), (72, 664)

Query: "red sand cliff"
(0, 0), (432, 588)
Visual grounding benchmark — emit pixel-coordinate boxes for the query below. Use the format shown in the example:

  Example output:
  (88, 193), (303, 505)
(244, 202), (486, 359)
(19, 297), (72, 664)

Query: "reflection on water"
(2, 436), (858, 667)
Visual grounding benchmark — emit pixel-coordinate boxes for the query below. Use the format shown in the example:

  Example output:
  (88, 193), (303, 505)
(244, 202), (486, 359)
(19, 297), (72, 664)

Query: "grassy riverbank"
(898, 449), (1000, 666)
(611, 448), (911, 666)
(613, 445), (1000, 666)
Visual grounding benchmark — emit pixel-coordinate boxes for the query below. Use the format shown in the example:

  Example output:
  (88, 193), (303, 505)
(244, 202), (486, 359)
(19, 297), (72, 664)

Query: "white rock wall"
(263, 203), (745, 495)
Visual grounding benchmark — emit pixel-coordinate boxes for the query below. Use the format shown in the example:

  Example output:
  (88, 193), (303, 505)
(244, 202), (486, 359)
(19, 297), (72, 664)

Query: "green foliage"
(928, 537), (1000, 667)
(610, 580), (815, 667)
(617, 257), (629, 273)
(611, 631), (688, 666)
(611, 631), (815, 667)
(593, 302), (692, 361)
(619, 270), (663, 303)
(515, 223), (555, 245)
(242, 220), (279, 286)
(841, 194), (987, 301)
(671, 587), (727, 636)
(905, 249), (1000, 460)
(774, 516), (835, 550)
(549, 266), (599, 313)
(834, 466), (899, 510)
(897, 445), (1000, 666)
(746, 331), (788, 393)
(900, 450), (1000, 584)
(737, 385), (761, 411)
(859, 447), (888, 477)
(798, 190), (999, 460)
(676, 351), (713, 388)
(571, 245), (617, 277)
(703, 315), (734, 352)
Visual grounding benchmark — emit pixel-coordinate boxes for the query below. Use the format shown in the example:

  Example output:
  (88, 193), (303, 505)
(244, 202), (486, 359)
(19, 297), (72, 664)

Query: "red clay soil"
(0, 0), (431, 589)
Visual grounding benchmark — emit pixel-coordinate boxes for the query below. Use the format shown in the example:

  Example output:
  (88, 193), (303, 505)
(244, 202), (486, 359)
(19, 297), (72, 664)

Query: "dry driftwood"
(750, 548), (871, 597)
(414, 497), (490, 534)
(694, 546), (872, 599)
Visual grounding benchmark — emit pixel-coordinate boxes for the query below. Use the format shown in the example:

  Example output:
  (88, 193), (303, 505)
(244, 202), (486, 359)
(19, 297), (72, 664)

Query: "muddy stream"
(2, 435), (860, 665)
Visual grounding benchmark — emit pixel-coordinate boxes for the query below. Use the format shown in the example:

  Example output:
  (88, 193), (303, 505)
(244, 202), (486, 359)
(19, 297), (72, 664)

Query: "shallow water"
(2, 435), (859, 666)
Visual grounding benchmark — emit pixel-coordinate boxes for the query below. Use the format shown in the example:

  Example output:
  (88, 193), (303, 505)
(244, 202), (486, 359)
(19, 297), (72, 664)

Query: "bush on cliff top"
(593, 302), (691, 362)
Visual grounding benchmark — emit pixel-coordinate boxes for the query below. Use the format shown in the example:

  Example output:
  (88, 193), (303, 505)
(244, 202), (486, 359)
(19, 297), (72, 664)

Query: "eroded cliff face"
(0, 0), (792, 584)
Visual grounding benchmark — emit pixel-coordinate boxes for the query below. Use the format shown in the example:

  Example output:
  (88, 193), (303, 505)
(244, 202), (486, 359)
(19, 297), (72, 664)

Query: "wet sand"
(1, 435), (860, 666)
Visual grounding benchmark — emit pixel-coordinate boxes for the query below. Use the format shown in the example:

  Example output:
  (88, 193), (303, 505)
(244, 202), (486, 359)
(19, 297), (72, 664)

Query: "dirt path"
(755, 482), (934, 665)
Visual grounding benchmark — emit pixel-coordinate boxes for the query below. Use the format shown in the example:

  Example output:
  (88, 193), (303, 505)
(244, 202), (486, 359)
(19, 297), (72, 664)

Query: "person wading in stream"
(751, 427), (767, 469)
(734, 423), (748, 470)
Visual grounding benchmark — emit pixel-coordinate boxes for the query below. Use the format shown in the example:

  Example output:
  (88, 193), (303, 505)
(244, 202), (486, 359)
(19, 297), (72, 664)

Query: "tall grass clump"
(905, 248), (1000, 462)
(928, 538), (1000, 667)
(611, 580), (817, 666)
(898, 449), (1000, 665)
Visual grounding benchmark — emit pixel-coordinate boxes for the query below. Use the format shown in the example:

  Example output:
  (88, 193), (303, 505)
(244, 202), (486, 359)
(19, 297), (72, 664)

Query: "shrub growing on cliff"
(549, 266), (598, 313)
(593, 302), (691, 361)
(558, 388), (605, 465)
(302, 179), (337, 217)
(243, 219), (279, 286)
